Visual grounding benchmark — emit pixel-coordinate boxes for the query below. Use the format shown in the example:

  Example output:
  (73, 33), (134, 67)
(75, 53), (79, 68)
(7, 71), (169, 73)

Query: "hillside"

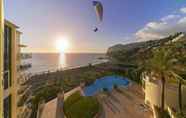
(107, 32), (186, 65)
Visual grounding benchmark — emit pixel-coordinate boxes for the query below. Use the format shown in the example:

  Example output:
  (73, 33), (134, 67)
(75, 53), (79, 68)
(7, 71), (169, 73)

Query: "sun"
(56, 36), (69, 53)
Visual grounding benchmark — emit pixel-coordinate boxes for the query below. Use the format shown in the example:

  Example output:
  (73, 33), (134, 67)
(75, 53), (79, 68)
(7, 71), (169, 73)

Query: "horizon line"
(21, 51), (106, 54)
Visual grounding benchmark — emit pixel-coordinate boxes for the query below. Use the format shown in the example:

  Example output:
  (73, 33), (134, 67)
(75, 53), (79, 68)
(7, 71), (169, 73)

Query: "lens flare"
(56, 36), (69, 53)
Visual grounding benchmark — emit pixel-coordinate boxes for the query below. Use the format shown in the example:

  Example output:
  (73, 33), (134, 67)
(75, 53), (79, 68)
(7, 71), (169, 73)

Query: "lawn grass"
(64, 92), (100, 118)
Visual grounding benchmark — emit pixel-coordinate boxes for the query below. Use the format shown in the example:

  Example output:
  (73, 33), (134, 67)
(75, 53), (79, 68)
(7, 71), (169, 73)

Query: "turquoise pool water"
(84, 75), (129, 96)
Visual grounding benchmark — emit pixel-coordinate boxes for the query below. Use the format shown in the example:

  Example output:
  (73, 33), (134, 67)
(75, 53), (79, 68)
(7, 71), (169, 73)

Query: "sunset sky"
(5, 0), (186, 53)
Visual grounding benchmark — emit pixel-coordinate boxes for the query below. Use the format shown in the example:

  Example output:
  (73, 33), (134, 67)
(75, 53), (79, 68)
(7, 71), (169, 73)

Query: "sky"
(4, 0), (186, 53)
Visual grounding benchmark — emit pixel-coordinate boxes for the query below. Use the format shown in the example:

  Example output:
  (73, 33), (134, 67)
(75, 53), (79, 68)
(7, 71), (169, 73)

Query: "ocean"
(23, 53), (106, 74)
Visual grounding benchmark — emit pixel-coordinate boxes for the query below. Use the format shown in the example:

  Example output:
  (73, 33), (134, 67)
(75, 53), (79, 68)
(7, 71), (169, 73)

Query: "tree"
(144, 48), (175, 113)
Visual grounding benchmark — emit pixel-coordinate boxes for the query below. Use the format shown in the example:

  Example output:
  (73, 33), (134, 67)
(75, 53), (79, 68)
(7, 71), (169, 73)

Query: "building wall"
(144, 79), (186, 111)
(0, 2), (21, 118)
(144, 80), (161, 108)
(0, 0), (4, 117)
(16, 31), (21, 85)
(3, 20), (20, 118)
(10, 26), (18, 118)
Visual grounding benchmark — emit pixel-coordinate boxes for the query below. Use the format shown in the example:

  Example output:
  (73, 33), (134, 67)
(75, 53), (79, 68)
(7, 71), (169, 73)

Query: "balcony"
(19, 63), (32, 71)
(20, 53), (32, 60)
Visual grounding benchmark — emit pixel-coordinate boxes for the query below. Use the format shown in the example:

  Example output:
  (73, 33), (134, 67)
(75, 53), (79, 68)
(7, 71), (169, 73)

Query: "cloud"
(135, 22), (167, 41)
(135, 8), (186, 41)
(180, 7), (186, 14)
(178, 17), (186, 24)
(161, 14), (180, 22)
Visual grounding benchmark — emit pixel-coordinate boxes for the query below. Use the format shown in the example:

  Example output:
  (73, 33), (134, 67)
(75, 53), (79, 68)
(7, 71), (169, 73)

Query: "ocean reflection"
(59, 53), (67, 69)
(27, 53), (105, 74)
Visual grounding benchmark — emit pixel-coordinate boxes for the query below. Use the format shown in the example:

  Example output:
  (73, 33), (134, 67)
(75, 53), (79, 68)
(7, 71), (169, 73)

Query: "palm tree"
(144, 48), (175, 113)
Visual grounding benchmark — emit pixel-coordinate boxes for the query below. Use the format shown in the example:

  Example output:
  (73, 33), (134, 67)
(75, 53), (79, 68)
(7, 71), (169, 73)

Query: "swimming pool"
(84, 75), (129, 96)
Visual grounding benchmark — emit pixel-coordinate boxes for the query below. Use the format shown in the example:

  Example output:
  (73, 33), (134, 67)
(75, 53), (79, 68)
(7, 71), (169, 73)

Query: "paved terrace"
(40, 83), (153, 118)
(96, 83), (153, 118)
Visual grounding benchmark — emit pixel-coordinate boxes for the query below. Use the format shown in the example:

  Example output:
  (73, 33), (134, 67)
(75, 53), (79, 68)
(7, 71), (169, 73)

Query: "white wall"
(145, 80), (186, 111)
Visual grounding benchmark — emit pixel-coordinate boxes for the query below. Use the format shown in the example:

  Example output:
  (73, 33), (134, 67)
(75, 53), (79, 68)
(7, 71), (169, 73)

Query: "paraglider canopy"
(92, 1), (103, 32)
(93, 1), (103, 22)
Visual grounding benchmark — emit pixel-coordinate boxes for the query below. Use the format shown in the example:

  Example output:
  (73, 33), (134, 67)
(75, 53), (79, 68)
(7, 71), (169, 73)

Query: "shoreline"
(27, 60), (108, 78)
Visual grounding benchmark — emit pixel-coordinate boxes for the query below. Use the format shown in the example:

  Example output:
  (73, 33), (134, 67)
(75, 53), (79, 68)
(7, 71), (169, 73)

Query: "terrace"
(40, 81), (153, 118)
(96, 83), (153, 118)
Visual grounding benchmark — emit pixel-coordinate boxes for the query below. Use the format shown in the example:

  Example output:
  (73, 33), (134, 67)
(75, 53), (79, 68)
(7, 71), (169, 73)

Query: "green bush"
(127, 68), (142, 85)
(64, 91), (82, 109)
(64, 92), (100, 118)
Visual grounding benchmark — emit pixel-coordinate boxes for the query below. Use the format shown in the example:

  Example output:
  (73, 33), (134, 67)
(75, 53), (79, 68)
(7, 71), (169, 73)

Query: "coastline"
(24, 53), (107, 75)
(27, 59), (108, 78)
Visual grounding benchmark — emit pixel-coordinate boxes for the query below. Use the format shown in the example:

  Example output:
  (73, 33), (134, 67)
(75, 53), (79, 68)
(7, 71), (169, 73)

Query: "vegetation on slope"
(107, 32), (186, 82)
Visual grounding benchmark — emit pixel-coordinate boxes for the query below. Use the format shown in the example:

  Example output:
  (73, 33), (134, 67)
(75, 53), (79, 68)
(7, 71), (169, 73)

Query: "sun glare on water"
(56, 36), (70, 53)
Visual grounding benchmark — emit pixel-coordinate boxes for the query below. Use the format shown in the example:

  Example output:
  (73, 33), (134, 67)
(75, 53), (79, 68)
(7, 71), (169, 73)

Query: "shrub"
(64, 91), (82, 109)
(64, 92), (100, 118)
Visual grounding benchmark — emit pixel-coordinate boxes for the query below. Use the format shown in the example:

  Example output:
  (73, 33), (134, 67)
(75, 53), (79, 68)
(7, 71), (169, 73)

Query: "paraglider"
(92, 1), (103, 32)
(94, 27), (98, 32)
